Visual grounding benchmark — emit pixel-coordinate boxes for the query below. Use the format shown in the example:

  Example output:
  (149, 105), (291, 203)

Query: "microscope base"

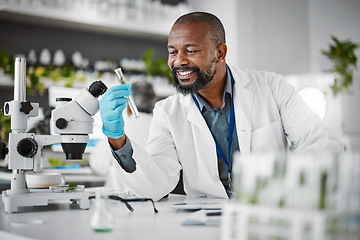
(2, 189), (90, 213)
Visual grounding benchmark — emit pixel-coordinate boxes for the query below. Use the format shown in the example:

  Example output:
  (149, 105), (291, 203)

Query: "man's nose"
(174, 52), (189, 66)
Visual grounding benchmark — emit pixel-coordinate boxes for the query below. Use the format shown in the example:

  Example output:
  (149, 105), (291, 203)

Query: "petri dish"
(49, 184), (85, 193)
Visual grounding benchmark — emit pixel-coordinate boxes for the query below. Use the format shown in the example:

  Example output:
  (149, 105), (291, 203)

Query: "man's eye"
(169, 51), (177, 55)
(187, 50), (198, 54)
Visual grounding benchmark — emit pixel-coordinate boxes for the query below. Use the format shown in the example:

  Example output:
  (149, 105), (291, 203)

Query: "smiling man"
(168, 17), (224, 99)
(99, 12), (344, 201)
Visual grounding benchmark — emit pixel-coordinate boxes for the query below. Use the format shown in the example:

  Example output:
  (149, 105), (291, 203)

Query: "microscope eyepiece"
(88, 80), (107, 98)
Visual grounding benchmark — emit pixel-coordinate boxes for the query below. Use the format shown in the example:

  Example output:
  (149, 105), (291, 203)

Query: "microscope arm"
(35, 135), (62, 147)
(32, 135), (89, 171)
(35, 134), (89, 147)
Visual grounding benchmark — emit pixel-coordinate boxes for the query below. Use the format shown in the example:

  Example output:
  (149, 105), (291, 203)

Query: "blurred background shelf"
(0, 1), (173, 40)
(0, 0), (191, 67)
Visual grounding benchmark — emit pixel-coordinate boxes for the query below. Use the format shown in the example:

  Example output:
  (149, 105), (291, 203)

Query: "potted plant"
(321, 36), (359, 96)
(142, 48), (173, 84)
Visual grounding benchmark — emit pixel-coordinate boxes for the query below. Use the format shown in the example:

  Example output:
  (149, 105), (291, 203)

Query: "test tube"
(114, 68), (139, 118)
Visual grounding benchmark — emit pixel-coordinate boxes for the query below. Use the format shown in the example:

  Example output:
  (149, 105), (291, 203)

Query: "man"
(99, 12), (344, 201)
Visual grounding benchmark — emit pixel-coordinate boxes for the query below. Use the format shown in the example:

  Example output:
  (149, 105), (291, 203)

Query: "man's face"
(167, 22), (218, 95)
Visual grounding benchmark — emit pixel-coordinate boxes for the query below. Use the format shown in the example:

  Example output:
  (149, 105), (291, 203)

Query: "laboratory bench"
(0, 193), (224, 240)
(1, 187), (359, 240)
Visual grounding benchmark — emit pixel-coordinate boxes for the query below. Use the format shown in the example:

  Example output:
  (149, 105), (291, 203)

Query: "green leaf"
(67, 182), (78, 191)
(120, 76), (126, 84)
(318, 171), (327, 209)
(321, 36), (359, 96)
(0, 112), (11, 142)
(60, 65), (73, 78)
(142, 48), (173, 83)
(48, 158), (63, 168)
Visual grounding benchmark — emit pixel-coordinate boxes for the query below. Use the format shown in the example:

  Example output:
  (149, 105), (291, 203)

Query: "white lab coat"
(114, 66), (344, 201)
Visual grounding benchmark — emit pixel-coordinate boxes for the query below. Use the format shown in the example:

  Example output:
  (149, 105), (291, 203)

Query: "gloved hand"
(99, 84), (131, 139)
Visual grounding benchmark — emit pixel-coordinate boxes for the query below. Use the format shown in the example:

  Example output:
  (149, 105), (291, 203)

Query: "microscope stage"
(2, 189), (90, 213)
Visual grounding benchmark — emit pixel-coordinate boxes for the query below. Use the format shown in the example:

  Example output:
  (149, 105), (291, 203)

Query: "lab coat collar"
(180, 94), (208, 130)
(178, 65), (254, 154)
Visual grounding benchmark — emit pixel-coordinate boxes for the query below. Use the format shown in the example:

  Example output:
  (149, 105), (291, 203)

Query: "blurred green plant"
(27, 65), (87, 95)
(48, 157), (86, 168)
(0, 48), (15, 79)
(48, 157), (64, 168)
(0, 111), (11, 143)
(142, 48), (173, 84)
(0, 48), (12, 143)
(322, 36), (359, 96)
(0, 47), (87, 96)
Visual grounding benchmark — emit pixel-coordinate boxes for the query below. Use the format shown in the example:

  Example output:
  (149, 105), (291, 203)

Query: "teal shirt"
(193, 67), (240, 190)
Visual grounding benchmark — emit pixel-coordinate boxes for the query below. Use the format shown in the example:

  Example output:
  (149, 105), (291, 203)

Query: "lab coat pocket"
(250, 120), (286, 152)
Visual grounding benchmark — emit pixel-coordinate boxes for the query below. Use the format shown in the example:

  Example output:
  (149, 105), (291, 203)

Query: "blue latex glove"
(99, 84), (131, 139)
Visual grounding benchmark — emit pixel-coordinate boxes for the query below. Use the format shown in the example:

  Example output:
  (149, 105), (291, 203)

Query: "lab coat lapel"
(182, 95), (207, 130)
(181, 94), (218, 168)
(231, 67), (253, 154)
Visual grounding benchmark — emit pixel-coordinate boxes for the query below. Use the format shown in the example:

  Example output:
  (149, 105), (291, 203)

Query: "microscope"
(0, 58), (107, 213)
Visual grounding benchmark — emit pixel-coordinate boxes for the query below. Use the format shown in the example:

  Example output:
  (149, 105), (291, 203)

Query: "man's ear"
(216, 43), (227, 63)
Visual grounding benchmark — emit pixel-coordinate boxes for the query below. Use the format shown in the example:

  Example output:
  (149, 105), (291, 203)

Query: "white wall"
(187, 0), (240, 66)
(254, 0), (309, 75)
(236, 0), (309, 75)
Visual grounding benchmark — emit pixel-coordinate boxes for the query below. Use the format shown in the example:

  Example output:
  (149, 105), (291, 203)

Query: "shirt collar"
(194, 67), (232, 111)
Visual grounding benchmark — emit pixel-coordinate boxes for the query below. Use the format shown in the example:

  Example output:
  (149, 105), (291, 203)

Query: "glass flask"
(90, 190), (114, 232)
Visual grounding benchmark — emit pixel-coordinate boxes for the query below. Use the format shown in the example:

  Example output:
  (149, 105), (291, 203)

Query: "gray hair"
(131, 81), (157, 113)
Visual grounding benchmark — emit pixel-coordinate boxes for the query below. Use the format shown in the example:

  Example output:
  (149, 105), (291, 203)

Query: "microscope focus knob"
(56, 118), (68, 129)
(17, 138), (38, 158)
(20, 101), (33, 114)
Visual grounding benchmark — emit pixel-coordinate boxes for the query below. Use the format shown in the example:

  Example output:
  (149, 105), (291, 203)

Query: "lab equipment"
(220, 152), (360, 240)
(231, 152), (360, 210)
(25, 172), (64, 189)
(182, 209), (222, 226)
(0, 58), (107, 213)
(90, 190), (114, 232)
(89, 194), (159, 213)
(49, 184), (85, 193)
(171, 202), (222, 211)
(114, 68), (139, 118)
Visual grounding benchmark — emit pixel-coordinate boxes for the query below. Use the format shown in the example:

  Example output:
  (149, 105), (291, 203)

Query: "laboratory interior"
(0, 0), (359, 239)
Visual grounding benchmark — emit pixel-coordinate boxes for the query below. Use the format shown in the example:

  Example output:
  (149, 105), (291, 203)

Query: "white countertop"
(0, 193), (225, 240)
